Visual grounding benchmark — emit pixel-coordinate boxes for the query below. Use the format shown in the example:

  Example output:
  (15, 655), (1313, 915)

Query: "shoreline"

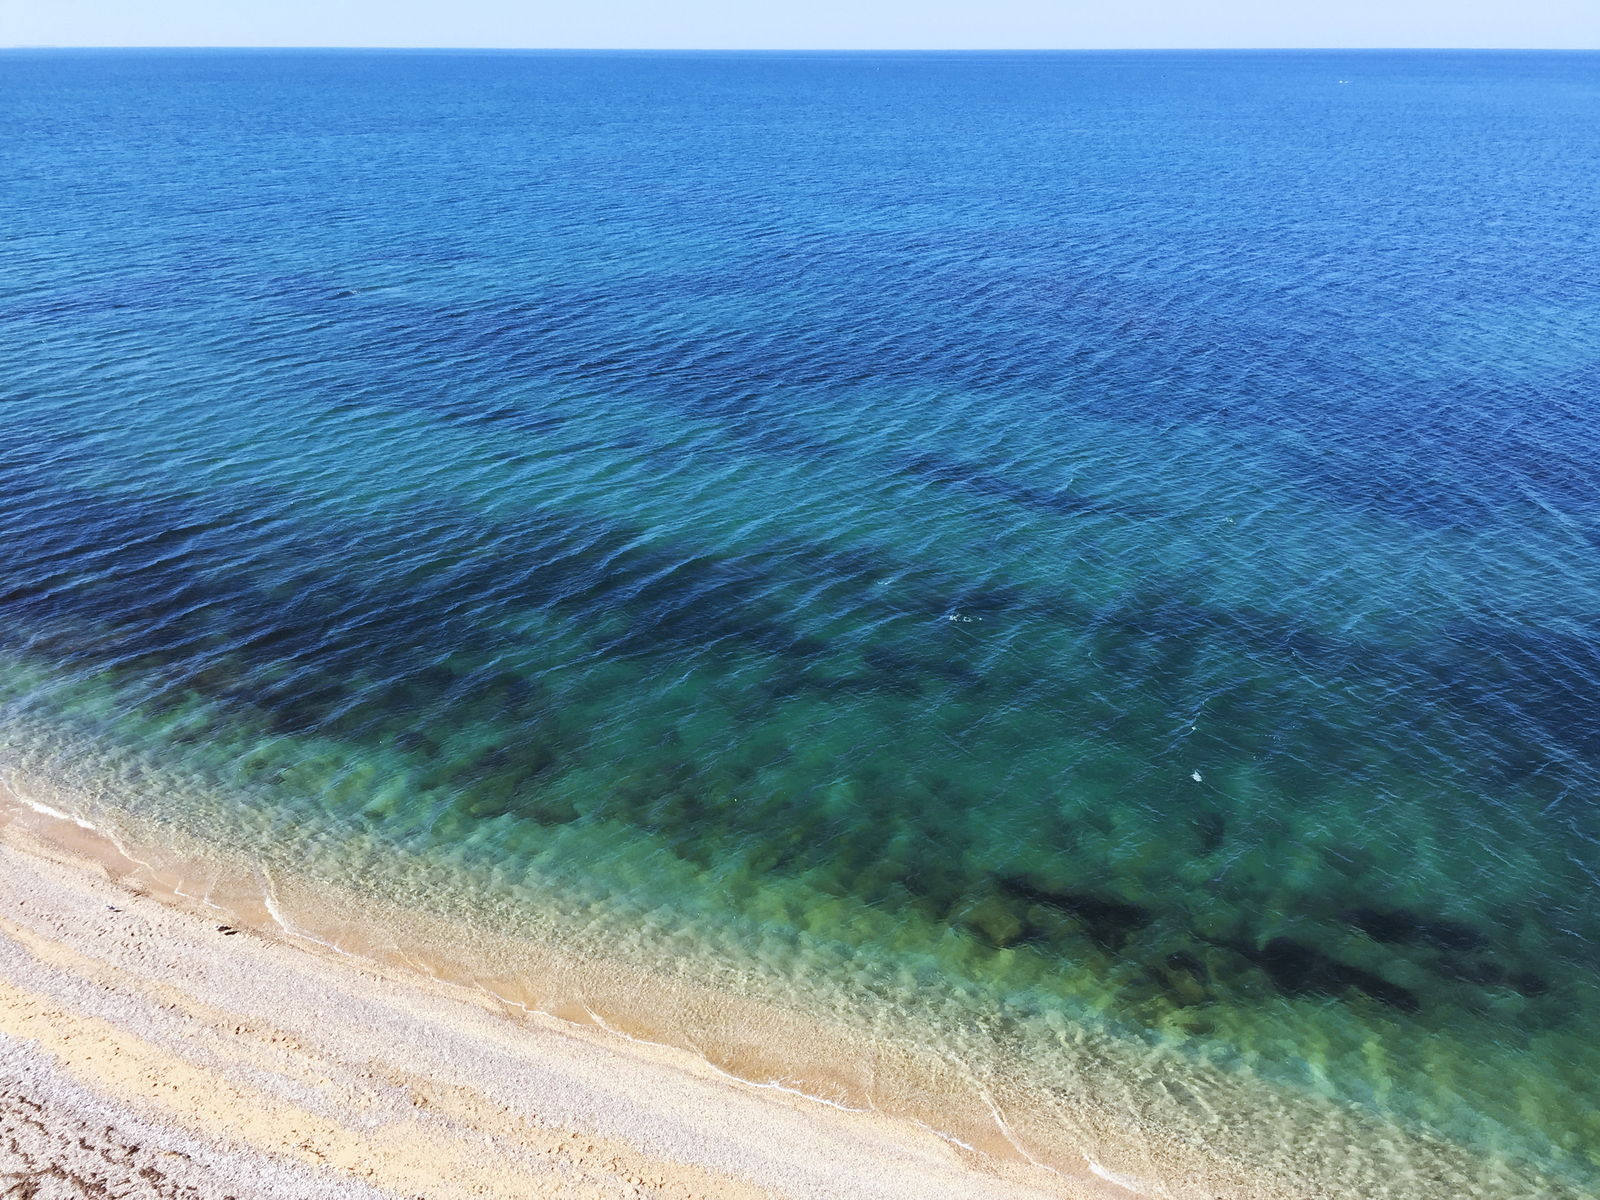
(0, 783), (1118, 1200)
(0, 779), (1582, 1200)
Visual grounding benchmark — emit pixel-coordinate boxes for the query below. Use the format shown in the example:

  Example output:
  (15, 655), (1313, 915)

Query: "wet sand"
(2, 779), (1582, 1200)
(0, 797), (1122, 1200)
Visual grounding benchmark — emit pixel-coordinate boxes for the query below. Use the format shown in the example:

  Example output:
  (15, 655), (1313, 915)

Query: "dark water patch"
(892, 453), (1136, 519)
(1231, 937), (1422, 1014)
(1273, 374), (1600, 529)
(861, 645), (985, 695)
(1509, 970), (1551, 997)
(1423, 953), (1552, 999)
(0, 266), (243, 326)
(4, 456), (1598, 821)
(0, 479), (826, 704)
(1151, 951), (1214, 1008)
(441, 738), (573, 824)
(1431, 955), (1507, 987)
(1347, 907), (1490, 952)
(213, 258), (1600, 539)
(1422, 617), (1600, 770)
(4, 457), (1600, 1019)
(1195, 811), (1227, 854)
(41, 203), (1575, 545)
(997, 877), (1151, 951)
(1164, 949), (1210, 983)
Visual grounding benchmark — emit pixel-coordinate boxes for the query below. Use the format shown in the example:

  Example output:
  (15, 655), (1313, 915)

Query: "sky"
(4, 0), (1599, 50)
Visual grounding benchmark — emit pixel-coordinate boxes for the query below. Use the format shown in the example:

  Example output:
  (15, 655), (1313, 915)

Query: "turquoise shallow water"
(3, 48), (1600, 1191)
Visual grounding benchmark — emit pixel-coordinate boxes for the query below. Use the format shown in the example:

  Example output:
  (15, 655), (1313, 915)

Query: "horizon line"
(6, 44), (1600, 52)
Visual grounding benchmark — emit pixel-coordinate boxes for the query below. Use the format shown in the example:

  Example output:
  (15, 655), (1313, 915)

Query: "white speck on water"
(1191, 770), (1203, 782)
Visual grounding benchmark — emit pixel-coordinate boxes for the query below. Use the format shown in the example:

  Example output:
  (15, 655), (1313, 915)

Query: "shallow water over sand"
(3, 48), (1600, 1193)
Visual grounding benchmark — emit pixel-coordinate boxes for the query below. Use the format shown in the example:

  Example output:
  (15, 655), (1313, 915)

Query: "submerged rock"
(1236, 937), (1421, 1014)
(1347, 907), (1488, 952)
(1428, 956), (1549, 996)
(1431, 954), (1506, 986)
(1195, 811), (1226, 854)
(1156, 951), (1212, 1007)
(953, 893), (1031, 948)
(996, 877), (1150, 951)
(1508, 970), (1550, 997)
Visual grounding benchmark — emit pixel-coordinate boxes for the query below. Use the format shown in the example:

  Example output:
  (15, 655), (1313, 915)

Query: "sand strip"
(0, 819), (1103, 1200)
(3, 776), (1583, 1200)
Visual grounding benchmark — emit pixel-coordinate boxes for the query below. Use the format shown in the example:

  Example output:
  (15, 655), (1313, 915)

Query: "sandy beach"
(2, 780), (1587, 1200)
(0, 792), (1137, 1200)
(8, 42), (1599, 1200)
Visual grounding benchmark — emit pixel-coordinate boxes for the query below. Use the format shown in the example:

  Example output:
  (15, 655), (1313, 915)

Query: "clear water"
(4, 48), (1600, 1192)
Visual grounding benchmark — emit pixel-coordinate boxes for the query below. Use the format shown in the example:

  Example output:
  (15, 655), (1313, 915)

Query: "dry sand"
(0, 799), (1132, 1200)
(2, 781), (1582, 1200)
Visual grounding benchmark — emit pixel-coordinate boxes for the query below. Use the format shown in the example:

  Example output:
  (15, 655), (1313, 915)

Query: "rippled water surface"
(4, 48), (1600, 1192)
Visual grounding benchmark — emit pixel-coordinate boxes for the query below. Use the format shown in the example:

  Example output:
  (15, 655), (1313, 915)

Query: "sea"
(3, 48), (1599, 1196)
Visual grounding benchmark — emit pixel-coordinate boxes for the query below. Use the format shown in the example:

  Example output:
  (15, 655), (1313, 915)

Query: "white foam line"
(394, 949), (443, 980)
(579, 1003), (660, 1046)
(976, 1086), (1066, 1178)
(257, 866), (350, 956)
(91, 826), (247, 926)
(912, 1119), (976, 1152)
(492, 993), (540, 1017)
(4, 780), (227, 917)
(10, 789), (97, 830)
(479, 991), (668, 1049)
(492, 996), (870, 1115)
(5, 782), (161, 886)
(3, 784), (217, 910)
(579, 1006), (857, 1107)
(258, 869), (296, 936)
(1084, 1155), (1152, 1196)
(96, 824), (157, 875)
(696, 1055), (869, 1114)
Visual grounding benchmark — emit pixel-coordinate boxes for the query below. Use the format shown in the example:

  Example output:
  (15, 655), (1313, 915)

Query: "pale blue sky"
(5, 0), (1598, 50)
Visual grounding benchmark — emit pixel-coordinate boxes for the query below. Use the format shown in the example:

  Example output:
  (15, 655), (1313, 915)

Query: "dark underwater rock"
(1431, 954), (1506, 986)
(1347, 907), (1489, 952)
(953, 893), (1032, 947)
(1165, 950), (1210, 982)
(997, 877), (1151, 951)
(1156, 950), (1212, 1006)
(1508, 970), (1550, 997)
(1428, 956), (1549, 995)
(1239, 937), (1421, 1013)
(1195, 811), (1227, 854)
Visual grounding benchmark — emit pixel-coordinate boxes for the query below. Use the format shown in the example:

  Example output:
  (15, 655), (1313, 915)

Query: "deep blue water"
(4, 49), (1600, 1190)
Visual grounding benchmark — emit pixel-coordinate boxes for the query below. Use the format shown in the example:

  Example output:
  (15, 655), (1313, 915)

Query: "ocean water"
(4, 48), (1600, 1193)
